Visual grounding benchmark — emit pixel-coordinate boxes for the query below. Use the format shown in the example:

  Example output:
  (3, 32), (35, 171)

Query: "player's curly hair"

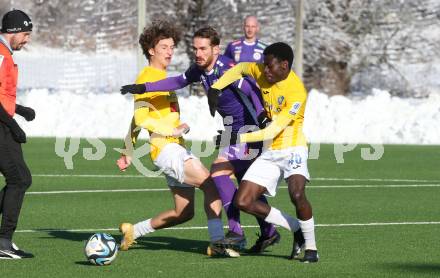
(139, 20), (181, 60)
(193, 26), (220, 46)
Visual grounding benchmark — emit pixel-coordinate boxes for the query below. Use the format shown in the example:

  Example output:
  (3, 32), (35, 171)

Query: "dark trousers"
(0, 122), (32, 240)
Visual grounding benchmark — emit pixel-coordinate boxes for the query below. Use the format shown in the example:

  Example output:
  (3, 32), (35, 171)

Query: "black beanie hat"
(1, 10), (33, 33)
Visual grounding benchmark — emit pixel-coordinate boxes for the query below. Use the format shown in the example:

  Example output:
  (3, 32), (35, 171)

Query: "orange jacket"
(0, 40), (17, 116)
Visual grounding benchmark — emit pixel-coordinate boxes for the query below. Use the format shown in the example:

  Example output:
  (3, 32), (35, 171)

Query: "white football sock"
(264, 207), (300, 232)
(207, 218), (225, 242)
(299, 217), (317, 250)
(133, 219), (155, 239)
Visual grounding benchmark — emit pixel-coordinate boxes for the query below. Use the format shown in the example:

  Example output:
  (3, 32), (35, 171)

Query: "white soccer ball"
(84, 233), (118, 266)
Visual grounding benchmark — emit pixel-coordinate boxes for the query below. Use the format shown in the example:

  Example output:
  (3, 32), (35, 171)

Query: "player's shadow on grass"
(241, 250), (291, 259)
(133, 236), (209, 255)
(137, 237), (288, 259)
(43, 230), (209, 255)
(43, 230), (288, 258)
(43, 230), (100, 242)
(377, 262), (440, 274)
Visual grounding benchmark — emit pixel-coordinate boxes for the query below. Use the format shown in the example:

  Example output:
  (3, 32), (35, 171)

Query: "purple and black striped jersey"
(224, 38), (267, 63)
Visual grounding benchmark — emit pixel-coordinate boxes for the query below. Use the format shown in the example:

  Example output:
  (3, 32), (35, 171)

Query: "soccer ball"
(84, 233), (118, 266)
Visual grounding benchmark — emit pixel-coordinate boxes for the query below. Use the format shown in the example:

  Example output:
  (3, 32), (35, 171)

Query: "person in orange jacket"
(0, 9), (35, 259)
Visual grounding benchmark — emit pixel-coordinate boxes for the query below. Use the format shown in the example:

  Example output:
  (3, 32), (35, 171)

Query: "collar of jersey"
(204, 67), (215, 76)
(145, 65), (167, 74)
(0, 35), (13, 54)
(242, 39), (257, 46)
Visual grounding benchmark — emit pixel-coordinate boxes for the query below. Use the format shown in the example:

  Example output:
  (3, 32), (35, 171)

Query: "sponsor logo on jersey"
(201, 75), (209, 88)
(253, 52), (262, 61)
(277, 96), (285, 105)
(289, 102), (301, 115)
(234, 52), (241, 62)
(257, 42), (267, 49)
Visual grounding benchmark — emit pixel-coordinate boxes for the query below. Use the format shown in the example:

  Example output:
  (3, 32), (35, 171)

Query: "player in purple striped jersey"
(121, 27), (284, 253)
(224, 16), (267, 63)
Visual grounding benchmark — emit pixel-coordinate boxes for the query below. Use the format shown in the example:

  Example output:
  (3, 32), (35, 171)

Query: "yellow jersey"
(212, 62), (307, 149)
(129, 66), (184, 160)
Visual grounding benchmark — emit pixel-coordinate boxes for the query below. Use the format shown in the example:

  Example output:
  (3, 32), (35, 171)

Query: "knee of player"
(182, 210), (195, 222)
(289, 190), (306, 204)
(7, 172), (32, 190)
(190, 169), (210, 187)
(210, 161), (233, 177)
(199, 176), (216, 191)
(22, 172), (32, 190)
(176, 208), (195, 223)
(234, 195), (251, 212)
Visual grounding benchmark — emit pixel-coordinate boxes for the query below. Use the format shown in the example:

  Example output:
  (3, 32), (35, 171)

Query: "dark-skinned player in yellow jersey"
(209, 42), (318, 263)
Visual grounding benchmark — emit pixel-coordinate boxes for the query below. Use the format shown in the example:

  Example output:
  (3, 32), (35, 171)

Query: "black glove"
(9, 121), (27, 143)
(16, 105), (35, 121)
(257, 111), (271, 129)
(120, 84), (146, 95)
(0, 103), (27, 143)
(207, 88), (222, 117)
(214, 130), (239, 149)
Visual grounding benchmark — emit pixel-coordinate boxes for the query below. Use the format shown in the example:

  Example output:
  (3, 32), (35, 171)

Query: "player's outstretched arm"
(240, 113), (292, 144)
(207, 64), (255, 117)
(121, 75), (189, 95)
(240, 98), (305, 143)
(211, 62), (254, 90)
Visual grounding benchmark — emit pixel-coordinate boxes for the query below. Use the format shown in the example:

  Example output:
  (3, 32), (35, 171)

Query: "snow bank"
(304, 89), (440, 144)
(16, 89), (440, 144)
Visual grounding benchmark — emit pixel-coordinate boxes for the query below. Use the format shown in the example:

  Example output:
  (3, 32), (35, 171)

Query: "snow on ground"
(304, 89), (440, 144)
(11, 45), (440, 144)
(15, 88), (440, 144)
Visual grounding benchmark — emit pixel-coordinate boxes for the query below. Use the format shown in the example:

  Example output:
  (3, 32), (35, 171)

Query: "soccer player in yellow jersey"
(116, 21), (237, 258)
(210, 42), (318, 263)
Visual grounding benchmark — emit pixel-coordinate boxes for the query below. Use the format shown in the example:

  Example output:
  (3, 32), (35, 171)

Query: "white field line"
(26, 184), (440, 195)
(313, 177), (440, 183)
(15, 221), (440, 233)
(27, 188), (169, 194)
(32, 174), (440, 183)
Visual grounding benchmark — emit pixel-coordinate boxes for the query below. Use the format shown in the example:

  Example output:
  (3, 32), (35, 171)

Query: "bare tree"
(7, 0), (439, 96)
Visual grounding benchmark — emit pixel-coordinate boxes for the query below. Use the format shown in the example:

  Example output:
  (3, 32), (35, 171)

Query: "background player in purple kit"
(224, 15), (267, 63)
(121, 27), (286, 253)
